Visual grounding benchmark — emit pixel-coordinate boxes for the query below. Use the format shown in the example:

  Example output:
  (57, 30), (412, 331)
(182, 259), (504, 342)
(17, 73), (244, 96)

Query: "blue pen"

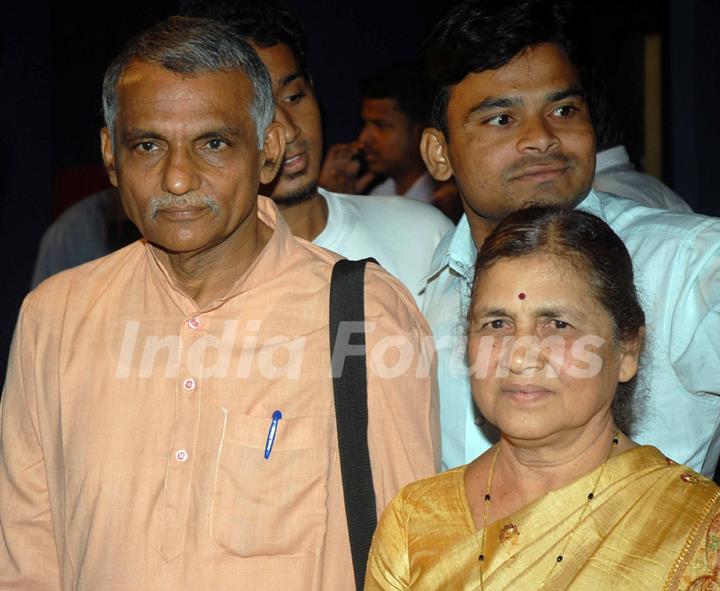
(264, 410), (282, 459)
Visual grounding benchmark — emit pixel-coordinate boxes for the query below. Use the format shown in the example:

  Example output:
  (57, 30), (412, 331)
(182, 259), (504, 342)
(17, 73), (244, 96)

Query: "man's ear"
(100, 127), (119, 187)
(258, 121), (286, 185)
(420, 127), (453, 182)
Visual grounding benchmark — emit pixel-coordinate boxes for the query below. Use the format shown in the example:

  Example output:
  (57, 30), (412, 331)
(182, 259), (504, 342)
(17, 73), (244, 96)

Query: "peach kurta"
(0, 196), (439, 590)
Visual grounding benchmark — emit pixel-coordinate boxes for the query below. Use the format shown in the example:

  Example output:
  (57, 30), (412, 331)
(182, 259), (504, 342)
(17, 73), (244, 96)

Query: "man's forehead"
(118, 60), (253, 96)
(114, 61), (255, 133)
(449, 43), (581, 107)
(361, 97), (402, 117)
(250, 42), (304, 87)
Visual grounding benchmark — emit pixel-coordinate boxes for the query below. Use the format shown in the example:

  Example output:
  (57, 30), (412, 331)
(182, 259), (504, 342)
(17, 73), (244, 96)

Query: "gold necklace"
(477, 432), (620, 590)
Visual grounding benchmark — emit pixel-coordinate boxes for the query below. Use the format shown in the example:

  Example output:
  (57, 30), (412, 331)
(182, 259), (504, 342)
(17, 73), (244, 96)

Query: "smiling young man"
(420, 0), (720, 477)
(0, 17), (438, 589)
(192, 3), (453, 306)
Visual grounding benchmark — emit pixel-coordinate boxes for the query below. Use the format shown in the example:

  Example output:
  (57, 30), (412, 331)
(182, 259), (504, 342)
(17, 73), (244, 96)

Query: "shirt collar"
(576, 188), (607, 218)
(425, 214), (477, 282)
(404, 173), (436, 203)
(595, 145), (632, 173)
(424, 188), (607, 284)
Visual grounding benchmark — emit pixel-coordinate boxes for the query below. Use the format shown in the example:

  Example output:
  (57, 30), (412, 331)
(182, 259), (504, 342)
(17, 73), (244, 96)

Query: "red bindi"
(518, 292), (526, 300)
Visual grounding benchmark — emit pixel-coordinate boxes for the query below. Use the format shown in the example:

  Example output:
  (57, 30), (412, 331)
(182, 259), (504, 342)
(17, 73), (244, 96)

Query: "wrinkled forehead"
(118, 60), (253, 96)
(115, 61), (255, 119)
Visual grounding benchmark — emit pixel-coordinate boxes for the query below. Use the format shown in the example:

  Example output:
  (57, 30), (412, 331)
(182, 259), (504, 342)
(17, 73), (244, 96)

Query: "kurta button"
(183, 378), (196, 392)
(175, 449), (188, 462)
(187, 317), (200, 330)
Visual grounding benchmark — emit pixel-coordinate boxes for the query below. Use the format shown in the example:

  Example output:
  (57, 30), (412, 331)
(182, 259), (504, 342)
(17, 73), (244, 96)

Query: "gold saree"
(366, 446), (720, 590)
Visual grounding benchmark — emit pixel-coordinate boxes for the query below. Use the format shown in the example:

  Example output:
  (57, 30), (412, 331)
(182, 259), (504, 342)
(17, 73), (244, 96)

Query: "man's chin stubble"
(271, 181), (319, 208)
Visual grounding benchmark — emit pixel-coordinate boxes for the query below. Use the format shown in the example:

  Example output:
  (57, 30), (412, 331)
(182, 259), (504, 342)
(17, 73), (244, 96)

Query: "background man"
(420, 0), (720, 477)
(589, 79), (692, 212)
(0, 17), (437, 588)
(193, 2), (454, 305)
(319, 62), (463, 222)
(320, 63), (432, 201)
(358, 63), (435, 201)
(30, 187), (137, 287)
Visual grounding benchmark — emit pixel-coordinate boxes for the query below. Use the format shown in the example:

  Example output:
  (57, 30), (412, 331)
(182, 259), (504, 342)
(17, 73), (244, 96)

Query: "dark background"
(1, 0), (719, 382)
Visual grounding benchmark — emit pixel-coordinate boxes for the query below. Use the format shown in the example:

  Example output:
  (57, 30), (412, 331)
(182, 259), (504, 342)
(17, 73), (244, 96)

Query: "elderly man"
(32, 5), (452, 304)
(420, 0), (720, 476)
(0, 17), (437, 590)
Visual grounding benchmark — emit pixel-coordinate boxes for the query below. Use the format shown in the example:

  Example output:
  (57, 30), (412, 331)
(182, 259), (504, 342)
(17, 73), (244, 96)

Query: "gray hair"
(102, 16), (274, 148)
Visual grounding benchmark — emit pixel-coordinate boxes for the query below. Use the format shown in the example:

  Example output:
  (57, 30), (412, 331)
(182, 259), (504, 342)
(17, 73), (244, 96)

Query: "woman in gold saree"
(366, 208), (720, 590)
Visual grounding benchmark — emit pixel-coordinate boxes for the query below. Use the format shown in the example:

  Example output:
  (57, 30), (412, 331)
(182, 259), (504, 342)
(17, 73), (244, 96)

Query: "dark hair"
(360, 62), (431, 125)
(473, 207), (646, 434)
(584, 71), (624, 152)
(423, 0), (584, 136)
(184, 0), (310, 80)
(102, 16), (273, 147)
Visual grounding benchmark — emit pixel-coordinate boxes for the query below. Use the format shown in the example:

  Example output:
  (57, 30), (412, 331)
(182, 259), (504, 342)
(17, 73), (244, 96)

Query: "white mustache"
(149, 195), (219, 219)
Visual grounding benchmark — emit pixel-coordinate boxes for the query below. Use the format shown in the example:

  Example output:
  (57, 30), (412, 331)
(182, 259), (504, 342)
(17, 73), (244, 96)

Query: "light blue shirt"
(423, 190), (720, 477)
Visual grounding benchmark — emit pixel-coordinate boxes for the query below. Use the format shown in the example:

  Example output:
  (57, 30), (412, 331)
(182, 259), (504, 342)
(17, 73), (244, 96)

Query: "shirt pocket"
(210, 410), (336, 557)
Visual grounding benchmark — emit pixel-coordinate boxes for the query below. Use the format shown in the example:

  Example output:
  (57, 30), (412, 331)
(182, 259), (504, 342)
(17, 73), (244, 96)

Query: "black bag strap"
(329, 258), (378, 591)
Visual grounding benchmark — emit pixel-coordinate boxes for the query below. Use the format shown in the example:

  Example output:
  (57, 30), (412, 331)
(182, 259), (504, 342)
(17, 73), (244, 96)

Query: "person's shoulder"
(658, 463), (720, 570)
(285, 240), (432, 341)
(29, 241), (146, 310)
(588, 191), (720, 256)
(651, 456), (720, 589)
(641, 447), (720, 508)
(592, 191), (716, 232)
(47, 188), (117, 230)
(362, 261), (432, 331)
(36, 190), (113, 251)
(293, 232), (344, 266)
(292, 237), (413, 297)
(321, 189), (454, 232)
(397, 467), (467, 511)
(401, 466), (465, 496)
(666, 465), (719, 496)
(593, 162), (692, 213)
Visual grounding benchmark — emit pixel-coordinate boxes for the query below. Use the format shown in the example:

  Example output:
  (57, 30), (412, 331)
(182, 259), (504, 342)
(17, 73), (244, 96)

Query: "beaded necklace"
(477, 432), (620, 590)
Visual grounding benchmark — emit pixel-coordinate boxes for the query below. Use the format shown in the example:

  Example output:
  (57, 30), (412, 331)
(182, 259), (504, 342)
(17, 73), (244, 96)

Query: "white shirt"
(369, 172), (436, 204)
(315, 188), (453, 306)
(594, 146), (692, 212)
